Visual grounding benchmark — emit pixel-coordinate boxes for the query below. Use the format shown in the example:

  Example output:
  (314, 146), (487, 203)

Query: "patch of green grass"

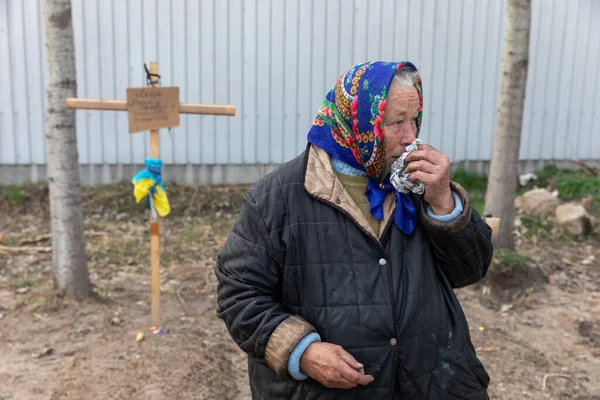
(0, 185), (28, 203)
(477, 292), (498, 305)
(7, 277), (30, 289)
(556, 174), (600, 205)
(25, 295), (49, 312)
(523, 165), (600, 209)
(0, 234), (25, 246)
(522, 350), (534, 362)
(494, 248), (527, 267)
(525, 287), (535, 296)
(526, 165), (561, 189)
(468, 191), (485, 216)
(450, 170), (487, 215)
(449, 166), (599, 219)
(93, 286), (117, 304)
(451, 170), (488, 192)
(6, 276), (45, 290)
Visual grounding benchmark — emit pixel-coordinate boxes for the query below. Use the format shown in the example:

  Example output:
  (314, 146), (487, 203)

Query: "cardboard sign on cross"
(66, 62), (236, 328)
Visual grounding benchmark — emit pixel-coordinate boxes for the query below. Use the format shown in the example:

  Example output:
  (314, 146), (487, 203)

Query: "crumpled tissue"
(390, 139), (425, 195)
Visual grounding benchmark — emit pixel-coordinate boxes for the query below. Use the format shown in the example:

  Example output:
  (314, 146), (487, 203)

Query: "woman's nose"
(400, 127), (417, 146)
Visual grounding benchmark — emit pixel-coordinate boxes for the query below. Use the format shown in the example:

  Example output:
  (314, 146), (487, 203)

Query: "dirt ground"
(0, 183), (599, 400)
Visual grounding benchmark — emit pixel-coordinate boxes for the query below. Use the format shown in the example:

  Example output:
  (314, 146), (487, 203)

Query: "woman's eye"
(395, 120), (403, 125)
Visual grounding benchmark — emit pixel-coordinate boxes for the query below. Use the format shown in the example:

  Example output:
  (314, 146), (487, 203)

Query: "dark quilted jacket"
(215, 146), (493, 399)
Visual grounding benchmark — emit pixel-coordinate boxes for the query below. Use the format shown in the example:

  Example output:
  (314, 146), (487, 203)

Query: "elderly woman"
(215, 61), (492, 399)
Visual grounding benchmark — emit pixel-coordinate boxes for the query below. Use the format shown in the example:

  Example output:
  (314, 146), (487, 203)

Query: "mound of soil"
(476, 260), (548, 311)
(578, 320), (600, 348)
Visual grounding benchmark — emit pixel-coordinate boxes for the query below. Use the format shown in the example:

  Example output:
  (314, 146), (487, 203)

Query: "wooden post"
(149, 62), (161, 327)
(65, 63), (237, 328)
(486, 217), (501, 237)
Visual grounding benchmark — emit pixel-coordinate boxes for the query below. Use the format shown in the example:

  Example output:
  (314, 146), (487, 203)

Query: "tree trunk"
(43, 0), (92, 299)
(483, 0), (531, 249)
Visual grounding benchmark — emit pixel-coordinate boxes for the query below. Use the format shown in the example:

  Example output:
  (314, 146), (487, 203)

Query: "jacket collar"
(303, 144), (396, 239)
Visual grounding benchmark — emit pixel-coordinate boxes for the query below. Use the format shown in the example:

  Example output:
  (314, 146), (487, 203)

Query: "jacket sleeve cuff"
(419, 181), (472, 237)
(287, 332), (321, 380)
(265, 315), (317, 379)
(426, 191), (463, 222)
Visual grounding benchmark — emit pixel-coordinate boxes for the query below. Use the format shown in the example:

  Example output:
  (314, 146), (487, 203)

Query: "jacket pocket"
(400, 353), (487, 399)
(440, 354), (487, 398)
(464, 348), (491, 389)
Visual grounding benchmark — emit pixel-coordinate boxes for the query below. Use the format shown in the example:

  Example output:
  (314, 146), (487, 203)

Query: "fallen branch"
(19, 234), (51, 245)
(480, 346), (500, 352)
(16, 231), (110, 246)
(176, 286), (187, 305)
(33, 312), (48, 322)
(0, 244), (52, 254)
(514, 229), (530, 244)
(561, 257), (577, 267)
(542, 373), (572, 392)
(570, 159), (600, 176)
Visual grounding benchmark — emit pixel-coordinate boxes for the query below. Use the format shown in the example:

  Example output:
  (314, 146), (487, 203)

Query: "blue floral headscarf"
(307, 61), (424, 235)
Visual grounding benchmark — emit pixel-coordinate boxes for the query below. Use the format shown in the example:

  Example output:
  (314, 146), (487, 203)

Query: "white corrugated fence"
(1, 0), (599, 184)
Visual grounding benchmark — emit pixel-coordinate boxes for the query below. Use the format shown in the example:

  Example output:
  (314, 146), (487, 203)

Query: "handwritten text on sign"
(126, 87), (180, 133)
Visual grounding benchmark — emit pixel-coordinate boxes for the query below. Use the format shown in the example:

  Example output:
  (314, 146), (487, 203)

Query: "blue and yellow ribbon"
(132, 158), (171, 218)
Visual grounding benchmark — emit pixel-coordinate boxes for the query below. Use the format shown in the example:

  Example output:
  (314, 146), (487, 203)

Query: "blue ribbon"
(366, 178), (416, 236)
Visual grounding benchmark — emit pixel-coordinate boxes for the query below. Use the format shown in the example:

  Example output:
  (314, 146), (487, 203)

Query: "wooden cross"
(66, 62), (235, 328)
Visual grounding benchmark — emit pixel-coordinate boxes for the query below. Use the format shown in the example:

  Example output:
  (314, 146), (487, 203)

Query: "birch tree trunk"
(484, 0), (531, 249)
(43, 0), (91, 299)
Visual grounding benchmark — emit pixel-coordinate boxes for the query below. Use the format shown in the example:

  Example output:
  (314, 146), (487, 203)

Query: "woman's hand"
(403, 144), (454, 215)
(299, 342), (374, 389)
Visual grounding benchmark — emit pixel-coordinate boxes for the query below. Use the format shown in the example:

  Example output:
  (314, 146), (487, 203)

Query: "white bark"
(484, 0), (531, 249)
(43, 0), (91, 298)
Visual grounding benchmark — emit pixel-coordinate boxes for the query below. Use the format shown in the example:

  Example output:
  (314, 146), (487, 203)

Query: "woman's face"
(382, 83), (420, 168)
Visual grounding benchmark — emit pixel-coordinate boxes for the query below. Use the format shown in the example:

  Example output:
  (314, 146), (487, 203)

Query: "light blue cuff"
(426, 191), (463, 222)
(287, 332), (321, 380)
